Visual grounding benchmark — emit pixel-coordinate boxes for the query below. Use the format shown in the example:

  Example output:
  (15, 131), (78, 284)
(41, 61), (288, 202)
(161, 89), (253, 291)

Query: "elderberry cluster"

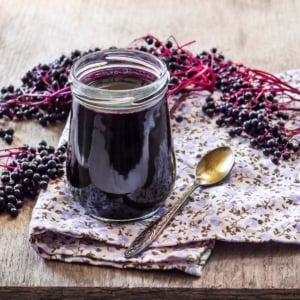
(192, 49), (300, 164)
(135, 36), (299, 164)
(0, 141), (67, 217)
(202, 92), (299, 164)
(134, 35), (218, 95)
(136, 36), (184, 88)
(0, 48), (100, 141)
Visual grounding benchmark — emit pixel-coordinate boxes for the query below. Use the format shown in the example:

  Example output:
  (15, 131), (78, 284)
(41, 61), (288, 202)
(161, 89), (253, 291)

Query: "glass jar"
(67, 49), (176, 222)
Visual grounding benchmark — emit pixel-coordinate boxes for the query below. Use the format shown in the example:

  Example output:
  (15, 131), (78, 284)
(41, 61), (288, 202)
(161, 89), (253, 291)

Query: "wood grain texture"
(0, 0), (300, 299)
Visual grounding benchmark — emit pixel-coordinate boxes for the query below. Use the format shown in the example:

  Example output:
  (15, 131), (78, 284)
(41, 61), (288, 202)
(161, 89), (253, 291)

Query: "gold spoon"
(124, 146), (235, 259)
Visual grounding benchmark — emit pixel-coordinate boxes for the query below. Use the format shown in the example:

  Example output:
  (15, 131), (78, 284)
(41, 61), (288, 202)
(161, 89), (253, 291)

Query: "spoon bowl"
(196, 146), (234, 186)
(124, 146), (234, 259)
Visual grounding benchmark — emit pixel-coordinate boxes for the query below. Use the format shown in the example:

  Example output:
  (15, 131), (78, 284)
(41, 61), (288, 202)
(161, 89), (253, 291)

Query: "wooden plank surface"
(0, 0), (300, 299)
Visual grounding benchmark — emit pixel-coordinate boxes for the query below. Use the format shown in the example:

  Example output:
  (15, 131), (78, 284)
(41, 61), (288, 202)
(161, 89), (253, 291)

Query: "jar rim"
(69, 49), (169, 109)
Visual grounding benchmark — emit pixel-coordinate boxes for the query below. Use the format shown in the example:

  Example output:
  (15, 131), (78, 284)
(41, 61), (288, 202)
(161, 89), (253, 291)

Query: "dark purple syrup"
(67, 76), (175, 221)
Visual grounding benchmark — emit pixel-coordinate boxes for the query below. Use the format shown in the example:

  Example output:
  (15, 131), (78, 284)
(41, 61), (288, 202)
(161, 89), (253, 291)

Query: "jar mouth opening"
(69, 49), (169, 98)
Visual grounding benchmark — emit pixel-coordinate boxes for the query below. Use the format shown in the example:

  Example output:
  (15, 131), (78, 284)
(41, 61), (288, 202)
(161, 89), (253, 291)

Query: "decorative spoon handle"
(124, 184), (199, 259)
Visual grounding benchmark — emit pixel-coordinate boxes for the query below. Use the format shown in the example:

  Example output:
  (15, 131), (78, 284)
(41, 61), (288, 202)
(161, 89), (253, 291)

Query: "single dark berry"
(47, 145), (55, 153)
(39, 181), (48, 189)
(37, 164), (46, 174)
(33, 173), (41, 181)
(250, 138), (258, 147)
(47, 160), (57, 168)
(9, 207), (19, 218)
(42, 156), (50, 164)
(282, 153), (291, 160)
(1, 174), (10, 183)
(58, 155), (66, 163)
(57, 168), (64, 177)
(40, 150), (49, 157)
(262, 148), (271, 156)
(41, 174), (49, 182)
(24, 169), (34, 179)
(1, 170), (9, 176)
(11, 171), (20, 181)
(15, 199), (23, 208)
(7, 202), (16, 210)
(47, 168), (56, 179)
(6, 128), (14, 135)
(205, 109), (214, 117)
(13, 188), (23, 198)
(29, 146), (37, 154)
(5, 185), (13, 195)
(271, 156), (279, 165)
(4, 134), (13, 144)
(292, 142), (300, 152)
(13, 185), (22, 192)
(38, 117), (47, 126)
(175, 115), (183, 123)
(7, 85), (14, 93)
(28, 162), (37, 171)
(266, 139), (276, 148)
(228, 129), (236, 137)
(57, 145), (67, 153)
(21, 162), (30, 171)
(274, 150), (281, 158)
(7, 194), (16, 204)
(22, 177), (32, 186)
(145, 36), (153, 45)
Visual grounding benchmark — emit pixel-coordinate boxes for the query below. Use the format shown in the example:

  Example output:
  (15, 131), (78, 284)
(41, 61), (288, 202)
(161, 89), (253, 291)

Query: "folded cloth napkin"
(29, 70), (300, 277)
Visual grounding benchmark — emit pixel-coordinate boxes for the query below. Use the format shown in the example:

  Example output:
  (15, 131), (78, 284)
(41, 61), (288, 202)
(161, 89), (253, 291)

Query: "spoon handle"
(124, 183), (199, 259)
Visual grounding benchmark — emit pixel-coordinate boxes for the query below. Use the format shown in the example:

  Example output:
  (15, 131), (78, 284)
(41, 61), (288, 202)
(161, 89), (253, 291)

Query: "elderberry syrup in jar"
(67, 49), (176, 222)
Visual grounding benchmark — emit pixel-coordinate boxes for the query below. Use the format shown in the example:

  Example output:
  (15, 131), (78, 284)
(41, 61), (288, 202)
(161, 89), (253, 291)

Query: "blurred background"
(0, 0), (299, 87)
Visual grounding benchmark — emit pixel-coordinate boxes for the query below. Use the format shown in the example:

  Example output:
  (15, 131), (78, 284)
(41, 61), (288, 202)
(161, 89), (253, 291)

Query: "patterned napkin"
(29, 70), (300, 276)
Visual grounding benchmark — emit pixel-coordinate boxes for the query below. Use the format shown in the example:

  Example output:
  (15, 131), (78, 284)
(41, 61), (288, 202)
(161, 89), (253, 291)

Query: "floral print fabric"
(29, 70), (300, 277)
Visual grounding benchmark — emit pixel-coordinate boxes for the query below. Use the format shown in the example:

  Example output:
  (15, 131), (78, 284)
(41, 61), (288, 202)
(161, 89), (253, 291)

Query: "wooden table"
(1, 0), (300, 299)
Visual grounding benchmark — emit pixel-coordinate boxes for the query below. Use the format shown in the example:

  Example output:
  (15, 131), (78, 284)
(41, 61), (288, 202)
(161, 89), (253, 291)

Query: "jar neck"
(69, 49), (169, 112)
